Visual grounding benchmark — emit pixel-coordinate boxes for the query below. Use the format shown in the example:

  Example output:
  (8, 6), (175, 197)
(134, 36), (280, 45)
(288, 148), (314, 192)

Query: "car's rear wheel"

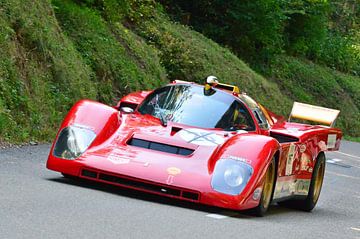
(252, 158), (276, 217)
(278, 153), (326, 211)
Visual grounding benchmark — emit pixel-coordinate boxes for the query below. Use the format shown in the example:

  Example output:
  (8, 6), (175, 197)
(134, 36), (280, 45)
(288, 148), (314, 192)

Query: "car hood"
(80, 113), (247, 188)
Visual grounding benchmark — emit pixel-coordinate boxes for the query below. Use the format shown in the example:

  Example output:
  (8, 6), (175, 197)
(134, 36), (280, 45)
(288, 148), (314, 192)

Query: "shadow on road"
(46, 175), (300, 218)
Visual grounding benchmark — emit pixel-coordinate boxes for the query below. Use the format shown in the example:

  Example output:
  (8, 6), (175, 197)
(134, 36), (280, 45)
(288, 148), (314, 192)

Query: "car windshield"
(138, 84), (255, 131)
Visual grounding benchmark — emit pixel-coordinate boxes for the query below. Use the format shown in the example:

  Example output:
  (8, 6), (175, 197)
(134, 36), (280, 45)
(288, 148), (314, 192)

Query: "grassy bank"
(0, 0), (358, 143)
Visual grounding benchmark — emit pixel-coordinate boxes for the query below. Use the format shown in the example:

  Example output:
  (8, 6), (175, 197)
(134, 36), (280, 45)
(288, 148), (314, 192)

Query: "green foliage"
(130, 11), (292, 114)
(161, 0), (360, 74)
(75, 0), (157, 23)
(318, 32), (360, 75)
(328, 0), (359, 35)
(52, 0), (166, 103)
(0, 0), (359, 143)
(0, 0), (166, 142)
(283, 0), (329, 59)
(282, 0), (360, 75)
(262, 55), (360, 136)
(160, 0), (285, 62)
(0, 0), (97, 142)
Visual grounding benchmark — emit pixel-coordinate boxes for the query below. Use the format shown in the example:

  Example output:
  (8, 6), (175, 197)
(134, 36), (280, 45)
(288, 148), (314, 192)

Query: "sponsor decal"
(225, 155), (252, 164)
(285, 143), (296, 176)
(299, 144), (307, 153)
(273, 181), (293, 199)
(252, 188), (262, 200)
(72, 123), (95, 131)
(300, 153), (311, 171)
(107, 150), (131, 164)
(327, 134), (337, 149)
(166, 175), (174, 185)
(318, 140), (327, 151)
(273, 179), (311, 199)
(295, 179), (311, 195)
(178, 128), (225, 146)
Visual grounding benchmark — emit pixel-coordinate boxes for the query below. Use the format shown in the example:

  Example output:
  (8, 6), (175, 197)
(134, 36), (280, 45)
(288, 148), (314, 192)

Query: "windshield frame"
(137, 83), (257, 132)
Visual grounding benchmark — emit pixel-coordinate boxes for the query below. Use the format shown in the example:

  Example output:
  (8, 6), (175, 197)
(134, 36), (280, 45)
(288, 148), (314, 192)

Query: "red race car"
(47, 76), (342, 216)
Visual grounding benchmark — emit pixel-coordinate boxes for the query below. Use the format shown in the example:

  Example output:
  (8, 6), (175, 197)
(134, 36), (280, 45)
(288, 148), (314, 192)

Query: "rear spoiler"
(288, 102), (340, 127)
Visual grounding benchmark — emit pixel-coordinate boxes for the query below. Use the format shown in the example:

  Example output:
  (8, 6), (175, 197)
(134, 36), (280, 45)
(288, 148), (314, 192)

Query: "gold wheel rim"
(313, 161), (325, 204)
(262, 161), (275, 209)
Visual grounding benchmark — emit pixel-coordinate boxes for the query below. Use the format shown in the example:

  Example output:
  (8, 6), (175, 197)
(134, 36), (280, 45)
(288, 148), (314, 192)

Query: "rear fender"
(115, 91), (151, 111)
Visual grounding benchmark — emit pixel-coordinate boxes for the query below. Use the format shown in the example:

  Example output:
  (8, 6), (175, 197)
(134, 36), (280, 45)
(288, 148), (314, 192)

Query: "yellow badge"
(167, 167), (181, 176)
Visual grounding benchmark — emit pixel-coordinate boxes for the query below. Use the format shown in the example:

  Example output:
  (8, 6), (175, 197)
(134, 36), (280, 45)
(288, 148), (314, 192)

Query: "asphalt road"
(1, 141), (359, 239)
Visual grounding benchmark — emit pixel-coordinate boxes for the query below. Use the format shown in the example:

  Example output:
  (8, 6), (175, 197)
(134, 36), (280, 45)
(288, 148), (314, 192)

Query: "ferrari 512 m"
(47, 76), (342, 216)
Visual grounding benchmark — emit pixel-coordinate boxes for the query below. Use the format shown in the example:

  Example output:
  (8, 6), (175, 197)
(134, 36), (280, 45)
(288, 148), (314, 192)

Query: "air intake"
(127, 138), (194, 156)
(80, 168), (200, 202)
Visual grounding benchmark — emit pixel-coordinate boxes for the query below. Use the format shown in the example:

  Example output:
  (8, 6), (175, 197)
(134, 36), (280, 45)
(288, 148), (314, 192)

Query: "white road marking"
(327, 158), (342, 164)
(350, 227), (360, 232)
(206, 214), (229, 219)
(334, 151), (360, 160)
(206, 211), (239, 219)
(326, 157), (360, 169)
(327, 171), (360, 180)
(326, 158), (356, 168)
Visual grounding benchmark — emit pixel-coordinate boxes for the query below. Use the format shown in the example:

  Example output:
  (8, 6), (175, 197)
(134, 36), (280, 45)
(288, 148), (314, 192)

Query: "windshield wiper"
(158, 112), (167, 127)
(154, 95), (167, 127)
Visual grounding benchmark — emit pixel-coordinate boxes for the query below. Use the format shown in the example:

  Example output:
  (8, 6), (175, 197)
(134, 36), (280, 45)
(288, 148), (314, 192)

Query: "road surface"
(0, 141), (359, 239)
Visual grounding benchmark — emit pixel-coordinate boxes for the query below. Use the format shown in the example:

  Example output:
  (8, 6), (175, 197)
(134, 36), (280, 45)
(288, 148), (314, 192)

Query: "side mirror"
(120, 107), (134, 114)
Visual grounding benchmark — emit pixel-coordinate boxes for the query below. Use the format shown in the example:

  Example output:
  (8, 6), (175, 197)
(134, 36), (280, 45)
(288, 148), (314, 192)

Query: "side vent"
(270, 132), (299, 143)
(119, 102), (138, 111)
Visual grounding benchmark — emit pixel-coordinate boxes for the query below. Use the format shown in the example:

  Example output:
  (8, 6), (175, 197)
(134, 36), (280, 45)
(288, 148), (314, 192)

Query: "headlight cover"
(53, 125), (96, 160)
(211, 158), (253, 195)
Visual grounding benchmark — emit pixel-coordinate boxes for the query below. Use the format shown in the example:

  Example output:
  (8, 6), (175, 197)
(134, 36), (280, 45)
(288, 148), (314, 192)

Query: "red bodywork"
(47, 82), (342, 210)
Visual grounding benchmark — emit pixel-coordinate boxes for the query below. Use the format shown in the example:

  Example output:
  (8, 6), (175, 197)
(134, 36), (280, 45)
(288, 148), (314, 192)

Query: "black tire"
(252, 158), (276, 217)
(278, 153), (326, 211)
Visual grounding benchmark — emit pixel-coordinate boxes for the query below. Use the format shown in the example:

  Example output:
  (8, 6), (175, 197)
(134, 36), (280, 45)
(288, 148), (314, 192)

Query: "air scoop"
(127, 133), (197, 156)
(170, 126), (182, 136)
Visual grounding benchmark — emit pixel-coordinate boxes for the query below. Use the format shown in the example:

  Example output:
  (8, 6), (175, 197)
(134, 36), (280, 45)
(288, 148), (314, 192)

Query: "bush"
(160, 0), (286, 62)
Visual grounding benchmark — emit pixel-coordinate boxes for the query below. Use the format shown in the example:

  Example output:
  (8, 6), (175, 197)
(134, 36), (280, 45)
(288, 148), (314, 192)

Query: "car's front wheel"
(252, 158), (276, 217)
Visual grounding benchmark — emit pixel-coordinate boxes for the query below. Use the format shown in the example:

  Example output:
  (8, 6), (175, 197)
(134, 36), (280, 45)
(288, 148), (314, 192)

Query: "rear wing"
(288, 102), (340, 127)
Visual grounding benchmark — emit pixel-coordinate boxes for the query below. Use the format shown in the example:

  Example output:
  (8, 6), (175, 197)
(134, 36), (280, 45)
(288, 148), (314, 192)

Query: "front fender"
(209, 133), (280, 207)
(47, 100), (120, 175)
(54, 100), (120, 148)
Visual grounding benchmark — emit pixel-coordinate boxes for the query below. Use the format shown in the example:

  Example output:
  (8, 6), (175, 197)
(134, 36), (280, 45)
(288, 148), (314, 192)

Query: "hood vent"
(170, 126), (182, 136)
(127, 138), (194, 156)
